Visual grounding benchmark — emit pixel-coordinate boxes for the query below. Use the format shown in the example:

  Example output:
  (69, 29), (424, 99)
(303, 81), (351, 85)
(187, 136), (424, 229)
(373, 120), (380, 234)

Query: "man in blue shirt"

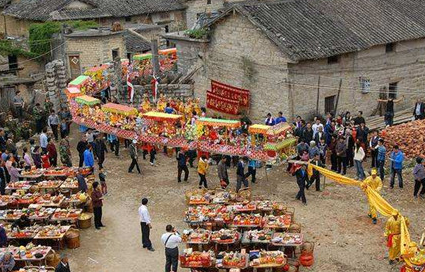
(39, 127), (48, 153)
(275, 111), (287, 124)
(376, 139), (386, 181)
(84, 144), (95, 170)
(164, 103), (175, 114)
(107, 134), (119, 156)
(389, 145), (404, 189)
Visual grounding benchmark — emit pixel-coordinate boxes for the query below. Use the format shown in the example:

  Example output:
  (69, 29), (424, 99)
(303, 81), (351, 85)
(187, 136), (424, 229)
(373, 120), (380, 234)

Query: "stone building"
(0, 0), (186, 37)
(184, 0), (265, 29)
(64, 28), (126, 78)
(166, 0), (425, 122)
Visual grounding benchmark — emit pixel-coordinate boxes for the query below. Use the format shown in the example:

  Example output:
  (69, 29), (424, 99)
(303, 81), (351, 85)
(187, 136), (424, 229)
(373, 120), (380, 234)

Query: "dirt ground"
(62, 126), (423, 272)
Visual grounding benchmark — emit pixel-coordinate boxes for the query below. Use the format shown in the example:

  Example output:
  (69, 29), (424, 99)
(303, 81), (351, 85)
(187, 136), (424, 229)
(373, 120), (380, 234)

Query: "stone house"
(64, 28), (126, 78)
(184, 0), (265, 29)
(166, 0), (425, 122)
(0, 0), (186, 37)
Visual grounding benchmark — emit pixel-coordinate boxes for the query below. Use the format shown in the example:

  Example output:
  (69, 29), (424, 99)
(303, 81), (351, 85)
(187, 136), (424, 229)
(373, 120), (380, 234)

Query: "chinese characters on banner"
(206, 91), (240, 115)
(206, 80), (250, 115)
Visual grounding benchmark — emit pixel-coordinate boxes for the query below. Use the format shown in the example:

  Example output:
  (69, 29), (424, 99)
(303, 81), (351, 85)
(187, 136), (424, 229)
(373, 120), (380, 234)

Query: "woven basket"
(66, 229), (80, 249)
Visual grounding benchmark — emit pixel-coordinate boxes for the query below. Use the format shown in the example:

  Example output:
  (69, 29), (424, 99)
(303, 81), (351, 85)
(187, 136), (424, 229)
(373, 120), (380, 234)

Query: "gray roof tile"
(209, 0), (425, 61)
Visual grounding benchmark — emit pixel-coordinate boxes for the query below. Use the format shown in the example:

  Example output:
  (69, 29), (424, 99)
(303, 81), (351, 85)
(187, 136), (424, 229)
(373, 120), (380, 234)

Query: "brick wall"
(191, 14), (290, 123)
(17, 56), (44, 78)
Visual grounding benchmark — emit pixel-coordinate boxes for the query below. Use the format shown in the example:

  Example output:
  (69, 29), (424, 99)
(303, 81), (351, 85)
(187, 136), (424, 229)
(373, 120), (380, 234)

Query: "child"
(99, 167), (107, 195)
(41, 152), (50, 169)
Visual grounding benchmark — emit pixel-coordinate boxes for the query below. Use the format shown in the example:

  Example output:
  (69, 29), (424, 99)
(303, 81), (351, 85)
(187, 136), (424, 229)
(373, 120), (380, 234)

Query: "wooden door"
(0, 86), (16, 112)
(68, 55), (81, 79)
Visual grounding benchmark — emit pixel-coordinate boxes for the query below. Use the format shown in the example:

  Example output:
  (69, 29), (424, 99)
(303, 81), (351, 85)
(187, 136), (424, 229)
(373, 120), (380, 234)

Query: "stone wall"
(65, 33), (126, 75)
(287, 38), (425, 119)
(45, 60), (67, 111)
(191, 14), (290, 123)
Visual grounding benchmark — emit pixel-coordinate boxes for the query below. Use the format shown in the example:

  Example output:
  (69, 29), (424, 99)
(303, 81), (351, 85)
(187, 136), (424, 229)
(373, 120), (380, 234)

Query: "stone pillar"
(45, 60), (69, 111)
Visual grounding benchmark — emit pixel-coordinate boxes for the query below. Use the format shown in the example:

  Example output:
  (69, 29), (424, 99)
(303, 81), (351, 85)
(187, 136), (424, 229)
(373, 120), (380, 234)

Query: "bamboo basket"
(66, 228), (80, 249)
(79, 213), (93, 229)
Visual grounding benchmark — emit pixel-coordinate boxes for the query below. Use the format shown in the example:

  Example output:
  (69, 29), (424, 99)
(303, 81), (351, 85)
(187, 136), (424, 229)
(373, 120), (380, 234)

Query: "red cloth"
(206, 91), (239, 115)
(211, 80), (250, 107)
(387, 234), (394, 248)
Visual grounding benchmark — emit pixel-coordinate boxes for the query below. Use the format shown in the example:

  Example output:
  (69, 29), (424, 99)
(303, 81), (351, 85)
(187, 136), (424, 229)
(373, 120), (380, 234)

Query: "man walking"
(95, 136), (108, 168)
(107, 134), (119, 156)
(177, 148), (189, 183)
(294, 164), (308, 205)
(217, 156), (229, 189)
(138, 198), (154, 251)
(161, 225), (182, 272)
(48, 110), (60, 141)
(361, 169), (382, 224)
(128, 139), (141, 174)
(236, 157), (249, 192)
(390, 145), (404, 189)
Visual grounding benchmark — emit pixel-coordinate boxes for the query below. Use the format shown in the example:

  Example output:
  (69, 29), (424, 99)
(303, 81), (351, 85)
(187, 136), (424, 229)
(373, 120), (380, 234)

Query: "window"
(125, 16), (131, 22)
(207, 0), (211, 4)
(327, 55), (339, 64)
(386, 43), (395, 53)
(127, 53), (132, 60)
(359, 77), (371, 93)
(325, 95), (336, 114)
(389, 82), (398, 99)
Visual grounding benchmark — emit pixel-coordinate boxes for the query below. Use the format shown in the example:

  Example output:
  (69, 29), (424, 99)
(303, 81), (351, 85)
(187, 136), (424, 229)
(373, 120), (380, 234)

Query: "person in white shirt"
(161, 225), (182, 272)
(312, 119), (324, 138)
(39, 127), (48, 153)
(354, 140), (366, 180)
(138, 198), (154, 251)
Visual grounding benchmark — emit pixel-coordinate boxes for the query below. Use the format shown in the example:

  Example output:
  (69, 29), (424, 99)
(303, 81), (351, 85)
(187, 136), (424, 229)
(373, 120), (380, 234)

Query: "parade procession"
(1, 0), (425, 271)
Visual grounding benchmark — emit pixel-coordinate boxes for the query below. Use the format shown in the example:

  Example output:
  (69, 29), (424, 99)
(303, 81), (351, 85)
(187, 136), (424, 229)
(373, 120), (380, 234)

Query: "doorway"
(68, 55), (81, 79)
(112, 49), (119, 61)
(8, 55), (18, 70)
(325, 95), (336, 114)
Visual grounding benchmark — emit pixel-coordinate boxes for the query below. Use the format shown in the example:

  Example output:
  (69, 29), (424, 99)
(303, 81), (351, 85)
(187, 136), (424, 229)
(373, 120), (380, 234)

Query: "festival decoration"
(75, 95), (101, 106)
(211, 80), (250, 107)
(206, 91), (240, 115)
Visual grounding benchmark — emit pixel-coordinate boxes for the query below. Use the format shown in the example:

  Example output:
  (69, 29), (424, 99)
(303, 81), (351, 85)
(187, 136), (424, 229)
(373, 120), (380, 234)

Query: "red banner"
(211, 80), (250, 107)
(206, 91), (239, 115)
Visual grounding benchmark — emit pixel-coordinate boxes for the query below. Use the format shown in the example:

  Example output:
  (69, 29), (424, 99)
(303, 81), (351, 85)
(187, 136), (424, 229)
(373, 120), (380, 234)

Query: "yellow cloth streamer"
(306, 163), (415, 265)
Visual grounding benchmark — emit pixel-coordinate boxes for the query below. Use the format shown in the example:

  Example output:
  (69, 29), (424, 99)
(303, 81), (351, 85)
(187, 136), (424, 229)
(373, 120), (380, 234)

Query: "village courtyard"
(62, 125), (423, 272)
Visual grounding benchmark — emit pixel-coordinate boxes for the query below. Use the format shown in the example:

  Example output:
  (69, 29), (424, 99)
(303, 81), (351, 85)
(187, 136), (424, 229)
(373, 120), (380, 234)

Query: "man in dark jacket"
(76, 136), (87, 168)
(95, 136), (108, 168)
(302, 123), (314, 144)
(354, 111), (366, 126)
(217, 156), (229, 189)
(176, 149), (189, 183)
(307, 154), (324, 191)
(356, 123), (369, 152)
(294, 164), (308, 205)
(128, 140), (141, 174)
(55, 254), (71, 272)
(236, 157), (249, 192)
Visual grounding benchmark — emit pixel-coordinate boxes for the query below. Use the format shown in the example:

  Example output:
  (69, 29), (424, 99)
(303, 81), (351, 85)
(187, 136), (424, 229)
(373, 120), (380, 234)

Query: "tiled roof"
(125, 30), (151, 53)
(208, 0), (425, 61)
(3, 0), (185, 21)
(0, 0), (10, 8)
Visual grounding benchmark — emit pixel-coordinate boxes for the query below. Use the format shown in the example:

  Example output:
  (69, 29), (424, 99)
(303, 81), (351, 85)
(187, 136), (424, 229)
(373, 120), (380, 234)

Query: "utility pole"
(151, 39), (160, 78)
